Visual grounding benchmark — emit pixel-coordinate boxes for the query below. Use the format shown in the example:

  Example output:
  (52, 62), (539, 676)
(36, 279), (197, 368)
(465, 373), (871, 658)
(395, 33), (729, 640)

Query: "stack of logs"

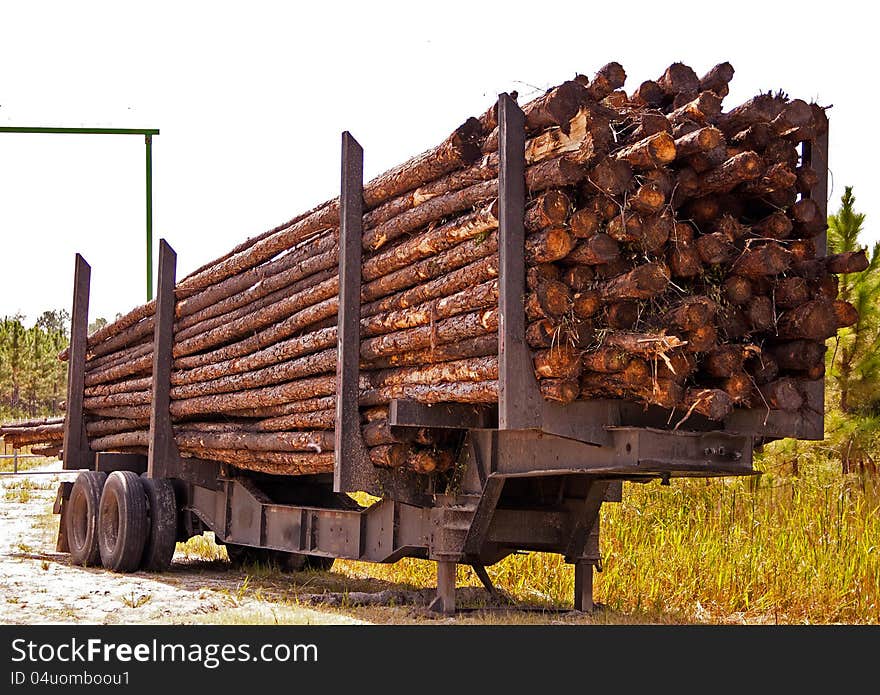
(1, 60), (866, 477)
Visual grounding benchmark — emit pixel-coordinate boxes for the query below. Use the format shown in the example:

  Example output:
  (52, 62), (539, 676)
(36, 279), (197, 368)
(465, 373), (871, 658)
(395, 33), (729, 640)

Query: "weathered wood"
(615, 132), (676, 169)
(682, 388), (732, 421)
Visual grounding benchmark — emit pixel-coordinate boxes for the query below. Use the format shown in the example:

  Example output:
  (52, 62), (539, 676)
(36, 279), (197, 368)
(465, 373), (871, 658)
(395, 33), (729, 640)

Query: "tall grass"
(337, 459), (880, 623)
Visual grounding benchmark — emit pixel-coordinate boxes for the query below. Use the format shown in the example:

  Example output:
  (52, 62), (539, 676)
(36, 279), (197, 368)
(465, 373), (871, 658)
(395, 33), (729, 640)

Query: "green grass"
(335, 459), (879, 624)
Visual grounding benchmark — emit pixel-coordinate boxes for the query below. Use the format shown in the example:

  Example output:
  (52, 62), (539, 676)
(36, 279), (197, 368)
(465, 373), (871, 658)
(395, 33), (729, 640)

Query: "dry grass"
(336, 460), (879, 624)
(162, 461), (879, 624)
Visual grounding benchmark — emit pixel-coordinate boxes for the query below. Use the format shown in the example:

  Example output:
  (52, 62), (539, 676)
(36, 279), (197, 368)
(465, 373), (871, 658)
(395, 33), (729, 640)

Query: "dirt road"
(0, 462), (363, 625)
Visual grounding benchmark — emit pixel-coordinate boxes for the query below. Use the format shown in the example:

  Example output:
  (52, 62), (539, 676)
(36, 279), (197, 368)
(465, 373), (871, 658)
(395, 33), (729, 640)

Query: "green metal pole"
(146, 134), (153, 301)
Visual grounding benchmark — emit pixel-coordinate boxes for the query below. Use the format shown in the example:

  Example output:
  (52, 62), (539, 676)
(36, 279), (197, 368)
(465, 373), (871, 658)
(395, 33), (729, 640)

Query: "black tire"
(66, 471), (107, 567)
(225, 545), (333, 572)
(140, 476), (178, 571)
(98, 471), (148, 572)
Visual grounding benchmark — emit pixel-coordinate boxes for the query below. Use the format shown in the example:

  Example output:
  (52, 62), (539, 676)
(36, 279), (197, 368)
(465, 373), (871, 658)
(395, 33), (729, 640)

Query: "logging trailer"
(51, 96), (829, 614)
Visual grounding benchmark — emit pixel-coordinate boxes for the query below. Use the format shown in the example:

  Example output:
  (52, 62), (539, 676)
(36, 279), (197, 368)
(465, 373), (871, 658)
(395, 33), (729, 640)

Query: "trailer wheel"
(98, 471), (148, 572)
(140, 476), (178, 571)
(66, 471), (107, 567)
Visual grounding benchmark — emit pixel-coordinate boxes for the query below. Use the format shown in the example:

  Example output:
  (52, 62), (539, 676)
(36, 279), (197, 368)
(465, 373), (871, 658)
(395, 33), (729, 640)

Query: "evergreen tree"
(826, 186), (880, 413)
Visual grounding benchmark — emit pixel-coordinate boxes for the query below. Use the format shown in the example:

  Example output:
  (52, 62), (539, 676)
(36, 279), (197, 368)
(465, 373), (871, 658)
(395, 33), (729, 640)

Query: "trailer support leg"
(431, 561), (456, 615)
(472, 563), (496, 596)
(573, 560), (594, 613)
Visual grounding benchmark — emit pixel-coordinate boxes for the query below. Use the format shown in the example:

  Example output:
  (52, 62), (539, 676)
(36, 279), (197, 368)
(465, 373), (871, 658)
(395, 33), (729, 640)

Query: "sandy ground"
(0, 463), (364, 625)
(0, 463), (658, 626)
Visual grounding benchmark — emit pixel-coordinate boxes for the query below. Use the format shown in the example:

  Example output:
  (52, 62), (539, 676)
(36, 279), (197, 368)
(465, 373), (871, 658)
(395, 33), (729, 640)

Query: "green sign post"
(0, 126), (160, 301)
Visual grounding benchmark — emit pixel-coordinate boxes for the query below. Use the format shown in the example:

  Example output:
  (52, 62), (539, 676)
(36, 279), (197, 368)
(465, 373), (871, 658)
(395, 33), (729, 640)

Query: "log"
(524, 190), (570, 232)
(759, 378), (804, 411)
(695, 151), (764, 196)
(367, 356), (498, 388)
(527, 280), (572, 319)
(731, 243), (793, 278)
(565, 234), (620, 265)
(668, 92), (722, 125)
(695, 232), (735, 265)
(583, 157), (633, 197)
(632, 80), (664, 107)
(569, 208), (601, 238)
(724, 276), (752, 305)
(560, 265), (595, 291)
(614, 132), (676, 168)
(663, 297), (717, 332)
(605, 301), (639, 330)
(572, 290), (602, 319)
(826, 250), (869, 274)
(684, 325), (718, 353)
(365, 335), (497, 369)
(534, 345), (582, 379)
(582, 347), (630, 373)
(600, 263), (669, 301)
(628, 112), (672, 142)
(657, 63), (700, 98)
(182, 449), (335, 476)
(405, 447), (455, 474)
(601, 331), (687, 357)
(359, 309), (498, 360)
(370, 444), (410, 469)
(752, 212), (793, 240)
(526, 227), (575, 263)
(777, 299), (839, 340)
(718, 93), (787, 136)
(682, 388), (732, 421)
(538, 379), (580, 404)
(746, 296), (775, 333)
(721, 371), (754, 405)
(772, 340), (825, 371)
(833, 300), (859, 328)
(360, 381), (498, 407)
(699, 62), (735, 97)
(585, 62), (627, 101)
(527, 263), (560, 290)
(704, 345), (745, 378)
(629, 183), (666, 216)
(774, 277), (810, 309)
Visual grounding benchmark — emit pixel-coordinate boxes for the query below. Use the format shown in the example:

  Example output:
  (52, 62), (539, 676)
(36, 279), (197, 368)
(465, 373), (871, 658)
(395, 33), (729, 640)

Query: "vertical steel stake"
(148, 239), (179, 479)
(334, 132), (370, 493)
(800, 125), (830, 437)
(497, 93), (540, 430)
(63, 254), (92, 471)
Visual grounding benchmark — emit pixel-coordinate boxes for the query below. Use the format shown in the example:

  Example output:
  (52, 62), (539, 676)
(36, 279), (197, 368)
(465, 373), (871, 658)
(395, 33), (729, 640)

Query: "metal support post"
(433, 561), (457, 615)
(148, 239), (179, 479)
(62, 254), (92, 471)
(497, 93), (540, 430)
(334, 132), (372, 493)
(573, 560), (594, 612)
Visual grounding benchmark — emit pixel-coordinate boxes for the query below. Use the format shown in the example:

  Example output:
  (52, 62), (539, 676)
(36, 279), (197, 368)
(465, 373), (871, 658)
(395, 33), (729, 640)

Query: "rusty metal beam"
(62, 254), (92, 471)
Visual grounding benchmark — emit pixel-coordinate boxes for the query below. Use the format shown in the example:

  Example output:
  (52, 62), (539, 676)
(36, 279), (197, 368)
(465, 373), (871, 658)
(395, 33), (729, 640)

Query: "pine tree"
(827, 187), (880, 413)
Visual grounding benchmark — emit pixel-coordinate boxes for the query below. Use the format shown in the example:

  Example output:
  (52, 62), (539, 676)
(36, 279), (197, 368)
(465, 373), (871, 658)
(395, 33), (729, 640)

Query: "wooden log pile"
(2, 61), (866, 478)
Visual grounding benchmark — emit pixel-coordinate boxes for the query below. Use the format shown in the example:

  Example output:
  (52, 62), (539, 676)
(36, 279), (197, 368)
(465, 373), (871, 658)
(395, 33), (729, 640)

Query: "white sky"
(0, 0), (876, 325)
